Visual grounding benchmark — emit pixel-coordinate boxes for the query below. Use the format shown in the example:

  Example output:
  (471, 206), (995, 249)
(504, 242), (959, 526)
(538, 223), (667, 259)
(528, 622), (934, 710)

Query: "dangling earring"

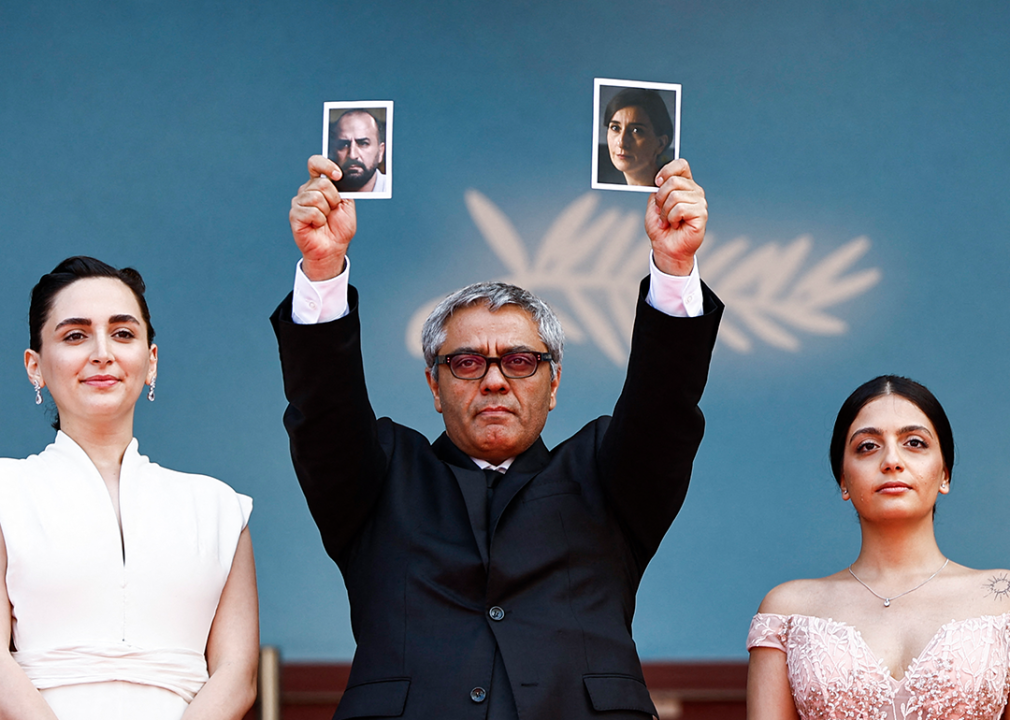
(33, 380), (43, 405)
(148, 377), (156, 402)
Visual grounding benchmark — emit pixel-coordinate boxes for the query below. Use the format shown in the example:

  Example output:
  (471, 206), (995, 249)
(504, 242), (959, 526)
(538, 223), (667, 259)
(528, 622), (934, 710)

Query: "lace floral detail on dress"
(901, 616), (1010, 720)
(747, 613), (1010, 720)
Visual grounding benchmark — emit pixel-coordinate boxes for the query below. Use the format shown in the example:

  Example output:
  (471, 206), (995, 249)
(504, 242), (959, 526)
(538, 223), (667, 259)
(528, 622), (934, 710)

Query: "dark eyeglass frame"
(434, 351), (553, 380)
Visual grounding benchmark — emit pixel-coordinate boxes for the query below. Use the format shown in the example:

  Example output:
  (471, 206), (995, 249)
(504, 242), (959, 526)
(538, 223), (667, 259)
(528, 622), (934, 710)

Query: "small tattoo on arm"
(984, 573), (1010, 601)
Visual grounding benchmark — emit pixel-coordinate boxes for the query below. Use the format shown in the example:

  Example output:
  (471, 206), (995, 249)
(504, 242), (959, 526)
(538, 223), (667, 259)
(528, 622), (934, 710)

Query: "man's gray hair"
(422, 282), (564, 380)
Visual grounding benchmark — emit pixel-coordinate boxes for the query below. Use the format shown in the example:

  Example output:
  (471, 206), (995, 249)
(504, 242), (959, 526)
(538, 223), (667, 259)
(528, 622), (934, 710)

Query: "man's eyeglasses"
(434, 352), (552, 380)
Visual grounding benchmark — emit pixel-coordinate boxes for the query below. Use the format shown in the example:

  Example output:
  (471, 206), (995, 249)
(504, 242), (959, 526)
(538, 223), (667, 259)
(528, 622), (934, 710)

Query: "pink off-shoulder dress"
(747, 612), (1010, 720)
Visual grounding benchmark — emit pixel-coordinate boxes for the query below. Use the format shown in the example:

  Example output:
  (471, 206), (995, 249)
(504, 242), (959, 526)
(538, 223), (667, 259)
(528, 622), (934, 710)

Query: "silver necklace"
(847, 558), (949, 608)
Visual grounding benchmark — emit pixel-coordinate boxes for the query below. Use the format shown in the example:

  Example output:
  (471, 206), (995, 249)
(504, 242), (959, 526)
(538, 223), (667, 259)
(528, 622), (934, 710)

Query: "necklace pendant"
(847, 558), (948, 610)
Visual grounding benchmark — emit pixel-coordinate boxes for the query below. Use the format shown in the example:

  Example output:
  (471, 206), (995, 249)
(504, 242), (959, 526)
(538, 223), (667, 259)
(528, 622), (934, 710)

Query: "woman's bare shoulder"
(957, 565), (1010, 614)
(757, 571), (848, 616)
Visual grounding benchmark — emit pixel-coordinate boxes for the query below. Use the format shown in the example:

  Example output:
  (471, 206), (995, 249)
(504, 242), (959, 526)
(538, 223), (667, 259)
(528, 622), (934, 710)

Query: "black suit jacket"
(271, 278), (723, 719)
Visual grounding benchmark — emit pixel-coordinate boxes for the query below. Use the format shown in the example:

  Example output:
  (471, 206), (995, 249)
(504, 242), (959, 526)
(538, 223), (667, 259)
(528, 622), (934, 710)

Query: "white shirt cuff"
(646, 252), (703, 318)
(291, 258), (351, 325)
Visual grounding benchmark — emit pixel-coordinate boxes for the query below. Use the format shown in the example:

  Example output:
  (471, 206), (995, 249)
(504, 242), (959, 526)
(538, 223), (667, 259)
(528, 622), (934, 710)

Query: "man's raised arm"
(271, 155), (384, 562)
(599, 158), (723, 565)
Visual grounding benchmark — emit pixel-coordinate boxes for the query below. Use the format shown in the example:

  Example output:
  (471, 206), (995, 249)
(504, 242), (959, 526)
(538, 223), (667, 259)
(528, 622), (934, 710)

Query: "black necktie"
(483, 468), (504, 548)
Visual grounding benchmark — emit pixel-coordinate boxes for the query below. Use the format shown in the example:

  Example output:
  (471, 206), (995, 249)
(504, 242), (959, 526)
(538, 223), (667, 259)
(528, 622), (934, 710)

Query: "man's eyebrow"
(442, 346), (483, 356)
(445, 345), (540, 356)
(502, 345), (540, 354)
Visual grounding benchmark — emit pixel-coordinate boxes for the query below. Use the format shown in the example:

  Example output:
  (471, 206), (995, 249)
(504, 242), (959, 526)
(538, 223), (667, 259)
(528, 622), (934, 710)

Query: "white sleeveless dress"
(0, 432), (252, 720)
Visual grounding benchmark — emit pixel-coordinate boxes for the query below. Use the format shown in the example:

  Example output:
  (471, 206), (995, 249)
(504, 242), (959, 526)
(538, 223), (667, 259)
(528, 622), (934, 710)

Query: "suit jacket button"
(488, 606), (505, 621)
(470, 686), (487, 703)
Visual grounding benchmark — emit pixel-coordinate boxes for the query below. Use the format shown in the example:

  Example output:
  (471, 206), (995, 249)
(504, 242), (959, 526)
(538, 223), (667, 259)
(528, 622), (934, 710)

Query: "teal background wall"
(2, 1), (1008, 660)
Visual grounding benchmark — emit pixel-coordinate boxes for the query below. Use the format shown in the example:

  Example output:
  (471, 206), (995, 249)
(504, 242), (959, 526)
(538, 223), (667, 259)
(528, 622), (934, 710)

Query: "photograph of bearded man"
(324, 103), (391, 197)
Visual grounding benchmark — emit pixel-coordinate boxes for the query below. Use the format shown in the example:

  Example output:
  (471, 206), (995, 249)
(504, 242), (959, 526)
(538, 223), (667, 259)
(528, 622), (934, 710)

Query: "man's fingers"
(655, 173), (702, 206)
(291, 180), (343, 226)
(654, 158), (698, 205)
(289, 199), (329, 230)
(654, 157), (693, 185)
(657, 189), (706, 224)
(295, 177), (342, 212)
(307, 154), (342, 183)
(654, 159), (705, 221)
(313, 175), (343, 208)
(665, 197), (708, 228)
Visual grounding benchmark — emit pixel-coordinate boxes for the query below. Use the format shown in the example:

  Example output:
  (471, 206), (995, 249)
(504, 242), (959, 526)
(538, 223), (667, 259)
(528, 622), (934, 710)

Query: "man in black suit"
(272, 155), (722, 719)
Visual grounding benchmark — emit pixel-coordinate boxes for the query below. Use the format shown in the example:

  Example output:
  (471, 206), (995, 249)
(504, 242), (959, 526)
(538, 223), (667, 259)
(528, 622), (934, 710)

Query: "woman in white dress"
(0, 257), (258, 720)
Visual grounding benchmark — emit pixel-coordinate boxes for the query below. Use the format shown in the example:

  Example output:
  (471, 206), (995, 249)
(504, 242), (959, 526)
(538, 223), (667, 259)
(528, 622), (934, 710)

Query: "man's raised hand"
(645, 158), (707, 277)
(289, 155), (357, 281)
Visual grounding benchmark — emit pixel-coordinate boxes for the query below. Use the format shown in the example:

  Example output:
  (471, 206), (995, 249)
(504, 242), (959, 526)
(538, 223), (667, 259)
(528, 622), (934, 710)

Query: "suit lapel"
(433, 433), (490, 568)
(488, 438), (551, 543)
(432, 433), (553, 562)
(447, 464), (490, 568)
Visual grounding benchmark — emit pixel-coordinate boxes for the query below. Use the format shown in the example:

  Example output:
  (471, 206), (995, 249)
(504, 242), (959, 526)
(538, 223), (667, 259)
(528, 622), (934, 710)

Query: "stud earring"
(33, 380), (42, 405)
(148, 378), (156, 402)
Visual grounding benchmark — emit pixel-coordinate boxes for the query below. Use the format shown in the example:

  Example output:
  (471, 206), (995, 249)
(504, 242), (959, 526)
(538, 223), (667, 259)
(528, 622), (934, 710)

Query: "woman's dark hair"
(829, 375), (954, 486)
(603, 88), (674, 155)
(29, 256), (155, 353)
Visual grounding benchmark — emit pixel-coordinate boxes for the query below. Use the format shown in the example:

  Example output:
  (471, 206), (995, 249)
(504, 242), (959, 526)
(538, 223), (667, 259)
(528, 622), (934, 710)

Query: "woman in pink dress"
(747, 375), (1010, 720)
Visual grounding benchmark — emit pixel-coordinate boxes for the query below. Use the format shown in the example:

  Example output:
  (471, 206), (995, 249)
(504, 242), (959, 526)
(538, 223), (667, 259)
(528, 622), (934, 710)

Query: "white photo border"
(592, 78), (681, 193)
(323, 100), (393, 199)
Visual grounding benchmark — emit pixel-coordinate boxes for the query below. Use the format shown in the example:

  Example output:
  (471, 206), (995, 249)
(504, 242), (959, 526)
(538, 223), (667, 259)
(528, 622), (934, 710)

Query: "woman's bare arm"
(747, 646), (799, 720)
(0, 523), (60, 720)
(180, 527), (259, 720)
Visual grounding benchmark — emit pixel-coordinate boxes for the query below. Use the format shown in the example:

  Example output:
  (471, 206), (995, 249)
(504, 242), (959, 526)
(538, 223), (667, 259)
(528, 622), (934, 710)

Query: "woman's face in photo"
(26, 277), (157, 432)
(607, 105), (668, 183)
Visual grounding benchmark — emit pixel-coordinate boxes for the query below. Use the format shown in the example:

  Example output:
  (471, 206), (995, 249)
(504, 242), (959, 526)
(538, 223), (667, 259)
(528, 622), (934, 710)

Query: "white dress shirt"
(291, 253), (704, 325)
